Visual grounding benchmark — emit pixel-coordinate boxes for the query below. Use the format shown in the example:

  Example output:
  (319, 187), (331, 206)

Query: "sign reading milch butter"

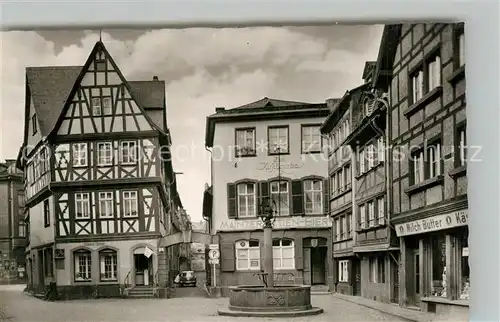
(395, 210), (468, 237)
(219, 216), (332, 231)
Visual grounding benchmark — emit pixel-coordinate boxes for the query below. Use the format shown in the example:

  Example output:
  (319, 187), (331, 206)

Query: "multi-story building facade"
(203, 98), (334, 294)
(373, 23), (468, 314)
(16, 40), (187, 299)
(321, 61), (399, 303)
(0, 160), (25, 283)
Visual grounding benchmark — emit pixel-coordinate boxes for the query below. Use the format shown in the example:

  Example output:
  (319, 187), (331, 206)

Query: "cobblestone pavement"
(0, 285), (407, 322)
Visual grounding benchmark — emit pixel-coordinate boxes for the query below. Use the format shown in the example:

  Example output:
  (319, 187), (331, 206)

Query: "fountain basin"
(217, 285), (324, 317)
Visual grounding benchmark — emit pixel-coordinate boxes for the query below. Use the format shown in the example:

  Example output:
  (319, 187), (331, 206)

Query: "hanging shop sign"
(395, 210), (468, 237)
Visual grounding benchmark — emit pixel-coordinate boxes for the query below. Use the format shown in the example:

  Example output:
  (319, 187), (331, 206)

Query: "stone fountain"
(217, 197), (324, 317)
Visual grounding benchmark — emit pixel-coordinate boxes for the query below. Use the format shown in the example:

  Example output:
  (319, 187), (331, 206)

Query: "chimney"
(153, 76), (159, 81)
(215, 107), (225, 113)
(325, 98), (337, 111)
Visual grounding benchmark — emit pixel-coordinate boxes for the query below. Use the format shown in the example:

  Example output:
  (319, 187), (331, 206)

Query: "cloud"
(0, 25), (382, 220)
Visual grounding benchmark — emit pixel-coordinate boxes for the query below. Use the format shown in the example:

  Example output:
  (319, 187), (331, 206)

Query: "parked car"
(176, 271), (196, 287)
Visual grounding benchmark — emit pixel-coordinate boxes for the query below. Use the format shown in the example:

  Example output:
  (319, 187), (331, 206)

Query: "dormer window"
(31, 114), (37, 135)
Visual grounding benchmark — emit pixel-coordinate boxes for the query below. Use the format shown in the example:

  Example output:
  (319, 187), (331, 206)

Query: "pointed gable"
(50, 41), (164, 137)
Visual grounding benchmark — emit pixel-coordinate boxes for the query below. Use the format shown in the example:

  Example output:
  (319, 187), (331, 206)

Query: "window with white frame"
(74, 249), (92, 281)
(377, 197), (385, 225)
(367, 201), (375, 227)
(367, 144), (376, 168)
(411, 69), (424, 103)
(18, 220), (25, 237)
(235, 128), (256, 156)
(338, 260), (349, 282)
(337, 168), (344, 192)
(72, 143), (87, 167)
(428, 141), (442, 178)
(270, 181), (289, 216)
(237, 183), (256, 217)
(123, 191), (138, 217)
(120, 141), (137, 164)
(330, 174), (337, 196)
(335, 218), (341, 241)
(341, 216), (347, 239)
(347, 213), (352, 238)
(302, 125), (321, 153)
(457, 126), (467, 166)
(75, 193), (90, 219)
(99, 249), (117, 281)
(98, 192), (114, 218)
(412, 150), (425, 185)
(359, 148), (366, 174)
(102, 97), (112, 115)
(359, 204), (366, 229)
(272, 239), (295, 270)
(304, 179), (323, 214)
(235, 240), (260, 270)
(92, 97), (102, 116)
(427, 55), (441, 91)
(268, 126), (289, 154)
(97, 142), (113, 166)
(377, 137), (385, 162)
(344, 164), (351, 188)
(458, 32), (465, 67)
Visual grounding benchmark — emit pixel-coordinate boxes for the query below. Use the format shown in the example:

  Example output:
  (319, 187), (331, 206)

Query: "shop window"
(460, 231), (470, 300)
(431, 235), (447, 297)
(272, 239), (295, 270)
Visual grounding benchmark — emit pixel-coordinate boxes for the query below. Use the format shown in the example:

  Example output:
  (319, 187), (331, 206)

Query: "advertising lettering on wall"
(395, 210), (468, 237)
(219, 216), (332, 231)
(256, 156), (304, 175)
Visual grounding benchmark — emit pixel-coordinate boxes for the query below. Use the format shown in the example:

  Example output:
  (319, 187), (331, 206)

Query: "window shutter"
(347, 260), (354, 285)
(220, 243), (235, 272)
(333, 260), (338, 284)
(323, 179), (329, 215)
(227, 183), (237, 219)
(294, 237), (303, 270)
(291, 180), (304, 216)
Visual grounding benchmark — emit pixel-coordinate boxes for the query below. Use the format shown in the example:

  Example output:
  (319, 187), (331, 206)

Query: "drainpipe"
(205, 146), (213, 235)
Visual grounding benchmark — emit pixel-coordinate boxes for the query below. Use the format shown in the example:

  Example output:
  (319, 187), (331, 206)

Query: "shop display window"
(460, 231), (470, 300)
(431, 235), (447, 297)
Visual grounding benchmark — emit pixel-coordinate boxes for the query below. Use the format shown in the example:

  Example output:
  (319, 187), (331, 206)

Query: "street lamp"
(258, 196), (277, 287)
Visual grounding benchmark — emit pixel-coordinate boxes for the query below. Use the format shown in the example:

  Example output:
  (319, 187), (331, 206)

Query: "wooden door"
(413, 249), (421, 304)
(311, 248), (326, 285)
(302, 248), (311, 285)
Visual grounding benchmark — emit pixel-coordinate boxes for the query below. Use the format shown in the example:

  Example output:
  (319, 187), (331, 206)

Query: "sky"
(0, 25), (383, 221)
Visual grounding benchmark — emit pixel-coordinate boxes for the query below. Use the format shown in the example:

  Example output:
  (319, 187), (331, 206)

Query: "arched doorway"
(303, 237), (328, 285)
(132, 246), (155, 286)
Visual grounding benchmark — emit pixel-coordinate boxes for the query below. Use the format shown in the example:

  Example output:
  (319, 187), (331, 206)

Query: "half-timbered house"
(375, 23), (468, 315)
(17, 40), (187, 300)
(203, 98), (334, 295)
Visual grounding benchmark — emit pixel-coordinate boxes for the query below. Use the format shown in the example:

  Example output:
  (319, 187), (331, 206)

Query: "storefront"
(396, 209), (469, 315)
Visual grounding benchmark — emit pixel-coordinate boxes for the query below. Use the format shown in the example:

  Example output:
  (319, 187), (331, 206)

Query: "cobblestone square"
(0, 285), (407, 322)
